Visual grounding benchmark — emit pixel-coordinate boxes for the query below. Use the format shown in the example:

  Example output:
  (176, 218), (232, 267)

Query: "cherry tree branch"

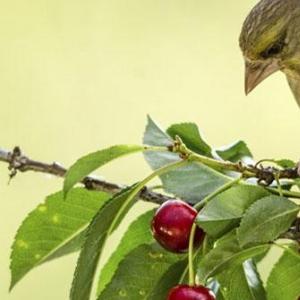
(0, 146), (174, 205)
(2, 144), (300, 241)
(170, 136), (300, 185)
(1, 142), (300, 207)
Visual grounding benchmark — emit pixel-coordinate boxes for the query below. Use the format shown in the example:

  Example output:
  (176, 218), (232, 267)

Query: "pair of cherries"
(151, 199), (215, 300)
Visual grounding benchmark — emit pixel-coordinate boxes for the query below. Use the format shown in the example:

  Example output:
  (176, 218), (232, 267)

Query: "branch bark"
(2, 145), (300, 241)
(0, 146), (173, 205)
(1, 144), (300, 206)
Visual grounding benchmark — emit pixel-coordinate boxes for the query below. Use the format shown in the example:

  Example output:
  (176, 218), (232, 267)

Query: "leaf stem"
(143, 146), (169, 152)
(91, 159), (189, 298)
(275, 173), (283, 197)
(171, 137), (300, 187)
(194, 176), (242, 211)
(107, 159), (188, 237)
(266, 187), (300, 199)
(186, 177), (242, 287)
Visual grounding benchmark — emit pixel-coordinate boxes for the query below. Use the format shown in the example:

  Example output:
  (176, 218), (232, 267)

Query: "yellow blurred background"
(1, 0), (299, 299)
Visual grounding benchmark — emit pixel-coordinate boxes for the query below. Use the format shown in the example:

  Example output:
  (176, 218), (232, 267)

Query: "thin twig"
(171, 136), (300, 184)
(0, 147), (174, 205)
(1, 143), (300, 206)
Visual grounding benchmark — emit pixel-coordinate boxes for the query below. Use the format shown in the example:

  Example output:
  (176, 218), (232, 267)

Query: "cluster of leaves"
(9, 117), (300, 300)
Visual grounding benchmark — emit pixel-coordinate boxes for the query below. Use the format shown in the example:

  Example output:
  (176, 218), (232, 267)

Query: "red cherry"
(168, 285), (215, 300)
(151, 200), (204, 253)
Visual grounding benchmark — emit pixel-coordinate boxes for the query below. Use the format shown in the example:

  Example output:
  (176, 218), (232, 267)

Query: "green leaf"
(10, 188), (110, 290)
(161, 163), (230, 203)
(143, 116), (179, 171)
(267, 248), (300, 300)
(197, 231), (270, 282)
(293, 178), (300, 189)
(72, 156), (187, 300)
(97, 209), (155, 295)
(166, 122), (212, 156)
(217, 291), (225, 300)
(215, 140), (252, 163)
(143, 116), (230, 203)
(218, 260), (266, 300)
(237, 196), (299, 248)
(143, 115), (174, 147)
(148, 259), (187, 299)
(274, 159), (296, 169)
(98, 243), (185, 300)
(63, 145), (144, 195)
(70, 186), (137, 300)
(242, 260), (266, 299)
(196, 185), (269, 238)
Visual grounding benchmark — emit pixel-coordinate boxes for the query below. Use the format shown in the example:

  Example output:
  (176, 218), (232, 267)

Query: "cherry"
(151, 200), (204, 253)
(168, 284), (215, 300)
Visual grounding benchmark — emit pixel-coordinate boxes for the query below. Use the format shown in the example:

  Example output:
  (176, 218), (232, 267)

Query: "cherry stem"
(178, 247), (201, 284)
(188, 223), (197, 286)
(187, 176), (242, 287)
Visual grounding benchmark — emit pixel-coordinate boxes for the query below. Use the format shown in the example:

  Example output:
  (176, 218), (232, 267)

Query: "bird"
(240, 0), (300, 106)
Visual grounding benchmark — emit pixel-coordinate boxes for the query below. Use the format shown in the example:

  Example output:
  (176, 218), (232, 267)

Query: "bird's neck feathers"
(286, 73), (300, 106)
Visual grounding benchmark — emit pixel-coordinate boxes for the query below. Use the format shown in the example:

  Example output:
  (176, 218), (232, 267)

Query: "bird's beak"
(244, 59), (280, 95)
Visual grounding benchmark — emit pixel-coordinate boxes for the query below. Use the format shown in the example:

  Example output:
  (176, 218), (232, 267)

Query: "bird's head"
(240, 0), (300, 95)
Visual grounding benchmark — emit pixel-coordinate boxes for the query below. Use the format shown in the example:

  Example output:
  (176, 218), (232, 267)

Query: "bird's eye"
(261, 41), (285, 59)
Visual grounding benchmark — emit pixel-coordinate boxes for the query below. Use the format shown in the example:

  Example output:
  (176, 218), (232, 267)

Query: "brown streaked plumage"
(240, 0), (300, 105)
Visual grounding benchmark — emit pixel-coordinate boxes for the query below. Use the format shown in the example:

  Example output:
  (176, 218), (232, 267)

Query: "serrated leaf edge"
(237, 197), (299, 247)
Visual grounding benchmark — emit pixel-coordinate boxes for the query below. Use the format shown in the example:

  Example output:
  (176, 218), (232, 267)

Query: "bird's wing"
(286, 75), (300, 107)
